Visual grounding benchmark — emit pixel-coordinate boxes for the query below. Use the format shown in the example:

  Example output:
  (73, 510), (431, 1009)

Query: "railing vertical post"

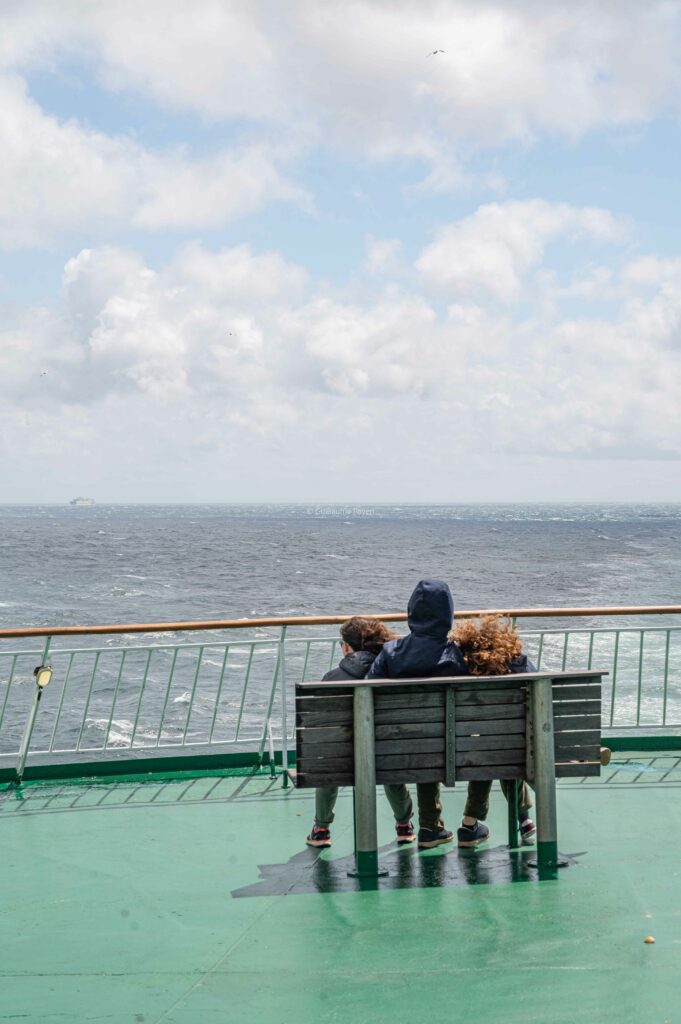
(50, 652), (74, 752)
(609, 631), (620, 727)
(267, 721), (277, 780)
(530, 677), (564, 876)
(235, 644), (255, 741)
(536, 632), (545, 669)
(208, 644), (230, 744)
(300, 640), (312, 682)
(258, 640), (283, 763)
(279, 626), (289, 788)
(15, 637), (52, 785)
(636, 631), (645, 726)
(348, 685), (387, 878)
(0, 654), (18, 734)
(662, 630), (671, 725)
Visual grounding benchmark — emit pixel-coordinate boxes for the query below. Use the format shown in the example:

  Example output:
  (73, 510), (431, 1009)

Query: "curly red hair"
(449, 614), (522, 676)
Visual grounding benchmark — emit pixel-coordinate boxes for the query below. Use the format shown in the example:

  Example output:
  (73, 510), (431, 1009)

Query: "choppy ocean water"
(1, 503), (680, 627)
(1, 503), (680, 754)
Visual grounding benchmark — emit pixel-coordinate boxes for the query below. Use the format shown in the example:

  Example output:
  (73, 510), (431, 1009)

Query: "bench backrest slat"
(295, 671), (603, 788)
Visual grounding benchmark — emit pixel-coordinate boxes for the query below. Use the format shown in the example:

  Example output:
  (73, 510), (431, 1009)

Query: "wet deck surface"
(2, 756), (681, 1023)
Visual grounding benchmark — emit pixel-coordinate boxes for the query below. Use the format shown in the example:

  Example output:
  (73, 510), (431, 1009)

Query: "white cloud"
(415, 199), (628, 301)
(0, 75), (137, 247)
(620, 258), (681, 345)
(0, 307), (74, 398)
(134, 147), (312, 231)
(56, 242), (306, 401)
(1, 210), (680, 489)
(280, 290), (440, 397)
(0, 74), (309, 248)
(62, 246), (149, 339)
(89, 1), (284, 123)
(2, 4), (680, 500)
(171, 241), (308, 301)
(1, 1), (681, 211)
(363, 238), (404, 275)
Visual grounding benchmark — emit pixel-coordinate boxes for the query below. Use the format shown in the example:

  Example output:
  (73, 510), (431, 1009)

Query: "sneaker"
(519, 817), (537, 846)
(305, 823), (332, 848)
(395, 821), (416, 845)
(457, 820), (490, 848)
(417, 826), (454, 850)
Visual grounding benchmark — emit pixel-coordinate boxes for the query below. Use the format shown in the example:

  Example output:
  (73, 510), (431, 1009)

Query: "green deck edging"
(0, 734), (678, 785)
(0, 748), (290, 784)
(602, 735), (681, 751)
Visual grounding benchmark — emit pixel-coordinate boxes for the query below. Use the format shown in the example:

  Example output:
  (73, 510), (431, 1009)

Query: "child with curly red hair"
(449, 614), (536, 848)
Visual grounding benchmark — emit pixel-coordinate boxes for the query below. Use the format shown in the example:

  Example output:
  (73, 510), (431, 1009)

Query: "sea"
(1, 503), (680, 755)
(2, 502), (680, 627)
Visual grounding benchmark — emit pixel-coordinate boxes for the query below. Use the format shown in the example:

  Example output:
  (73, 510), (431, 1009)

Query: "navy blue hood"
(367, 579), (466, 681)
(407, 579), (454, 637)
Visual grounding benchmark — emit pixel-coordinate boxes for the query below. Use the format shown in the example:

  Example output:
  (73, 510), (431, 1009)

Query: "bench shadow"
(231, 842), (584, 898)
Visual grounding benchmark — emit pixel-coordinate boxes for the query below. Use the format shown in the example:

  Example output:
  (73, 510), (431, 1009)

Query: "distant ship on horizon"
(69, 497), (95, 507)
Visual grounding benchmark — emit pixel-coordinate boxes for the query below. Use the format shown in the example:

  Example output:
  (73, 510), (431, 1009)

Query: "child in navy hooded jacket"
(367, 579), (466, 848)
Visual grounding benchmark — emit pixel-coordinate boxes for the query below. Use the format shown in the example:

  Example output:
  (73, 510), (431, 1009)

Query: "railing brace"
(14, 637), (52, 785)
(280, 625), (289, 788)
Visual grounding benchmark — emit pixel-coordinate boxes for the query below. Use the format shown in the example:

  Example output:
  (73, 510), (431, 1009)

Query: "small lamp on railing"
(33, 664), (53, 689)
(14, 663), (53, 785)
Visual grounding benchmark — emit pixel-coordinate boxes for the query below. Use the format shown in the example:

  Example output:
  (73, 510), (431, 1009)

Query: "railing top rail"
(0, 605), (679, 640)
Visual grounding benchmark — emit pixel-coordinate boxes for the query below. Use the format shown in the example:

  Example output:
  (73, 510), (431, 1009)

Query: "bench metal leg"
(348, 685), (387, 879)
(507, 780), (519, 850)
(530, 677), (566, 875)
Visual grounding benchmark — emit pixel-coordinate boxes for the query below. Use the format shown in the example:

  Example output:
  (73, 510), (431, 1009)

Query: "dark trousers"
(316, 783), (413, 827)
(316, 782), (443, 831)
(416, 782), (443, 831)
(464, 779), (533, 821)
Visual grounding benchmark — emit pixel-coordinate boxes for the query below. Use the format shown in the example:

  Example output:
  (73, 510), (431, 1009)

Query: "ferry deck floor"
(2, 755), (680, 1024)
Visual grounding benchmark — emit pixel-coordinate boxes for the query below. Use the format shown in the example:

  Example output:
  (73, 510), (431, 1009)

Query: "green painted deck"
(2, 756), (681, 1024)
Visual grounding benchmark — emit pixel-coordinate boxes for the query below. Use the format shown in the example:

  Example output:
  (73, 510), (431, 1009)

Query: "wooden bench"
(295, 670), (605, 877)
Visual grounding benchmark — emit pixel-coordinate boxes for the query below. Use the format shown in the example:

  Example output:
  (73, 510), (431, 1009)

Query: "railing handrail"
(0, 605), (680, 639)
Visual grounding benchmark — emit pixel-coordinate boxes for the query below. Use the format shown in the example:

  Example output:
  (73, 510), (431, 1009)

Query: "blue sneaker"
(457, 820), (490, 848)
(417, 826), (453, 850)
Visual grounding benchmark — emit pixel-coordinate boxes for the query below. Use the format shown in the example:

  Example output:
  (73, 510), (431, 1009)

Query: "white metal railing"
(1, 606), (680, 781)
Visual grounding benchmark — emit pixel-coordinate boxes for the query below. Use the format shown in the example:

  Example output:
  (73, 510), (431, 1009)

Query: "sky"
(1, 0), (681, 503)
